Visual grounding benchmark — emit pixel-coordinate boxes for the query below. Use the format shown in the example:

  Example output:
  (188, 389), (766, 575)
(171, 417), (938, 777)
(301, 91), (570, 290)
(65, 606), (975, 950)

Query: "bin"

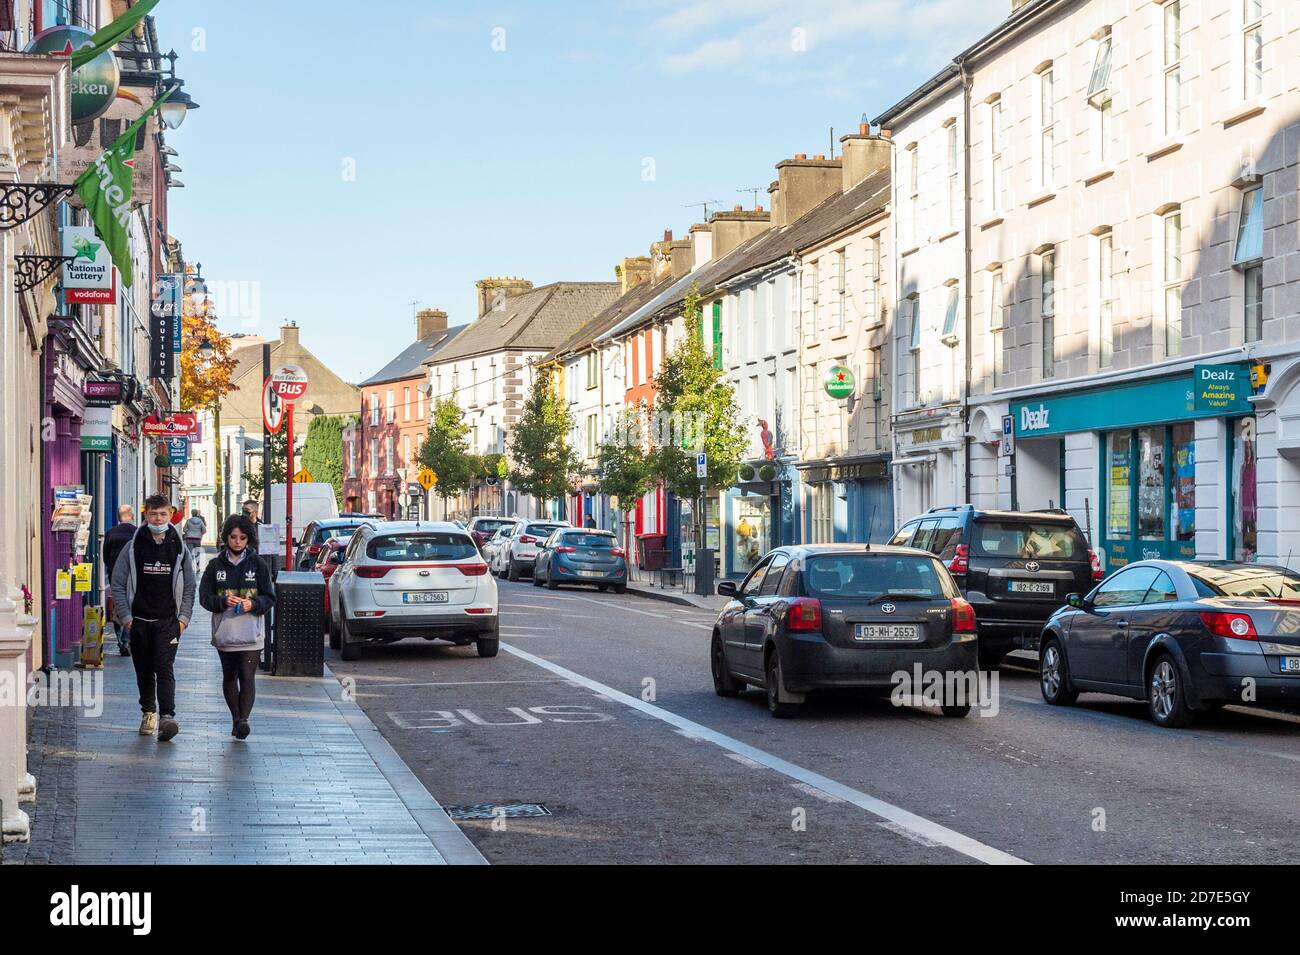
(271, 571), (325, 677)
(637, 533), (668, 571)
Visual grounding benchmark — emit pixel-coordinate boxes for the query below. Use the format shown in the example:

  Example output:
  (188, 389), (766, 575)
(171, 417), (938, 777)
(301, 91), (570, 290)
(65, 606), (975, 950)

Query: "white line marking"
(500, 642), (1029, 865)
(792, 781), (845, 804)
(726, 753), (763, 769)
(557, 593), (714, 629)
(355, 678), (577, 689)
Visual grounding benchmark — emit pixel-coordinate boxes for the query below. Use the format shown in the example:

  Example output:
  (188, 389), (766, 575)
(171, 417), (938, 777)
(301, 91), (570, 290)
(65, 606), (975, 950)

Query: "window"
(711, 299), (723, 368)
(1088, 33), (1114, 164)
(585, 413), (598, 458)
(370, 395), (379, 426)
(809, 262), (820, 327)
(973, 520), (1086, 559)
(803, 554), (955, 600)
(1041, 250), (1055, 378)
(416, 384), (424, 420)
(1039, 68), (1057, 187)
(403, 435), (411, 470)
(759, 553), (790, 597)
(1235, 185), (1264, 342)
(1233, 416), (1258, 561)
(941, 285), (959, 344)
(946, 123), (959, 228)
(988, 99), (1004, 211)
(989, 269), (1006, 388)
(403, 387), (411, 421)
(908, 143), (919, 244)
(739, 556), (772, 597)
(870, 347), (883, 405)
(868, 234), (883, 326)
(386, 436), (396, 476)
(1138, 427), (1165, 541)
(369, 437), (378, 475)
(834, 251), (846, 332)
(812, 484), (834, 543)
(386, 389), (395, 423)
(585, 351), (597, 389)
(1098, 231), (1115, 368)
(1106, 431), (1132, 538)
(908, 295), (921, 406)
(1093, 566), (1160, 608)
(1163, 1), (1182, 136)
(1144, 571), (1179, 604)
(1244, 0), (1263, 98)
(1163, 212), (1182, 356)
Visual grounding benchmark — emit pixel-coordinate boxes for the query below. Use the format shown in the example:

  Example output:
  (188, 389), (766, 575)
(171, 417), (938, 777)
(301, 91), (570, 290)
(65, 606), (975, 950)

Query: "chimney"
(615, 256), (651, 293)
(279, 321), (300, 350)
(708, 207), (771, 258)
(688, 223), (712, 270)
(766, 180), (783, 229)
(839, 123), (892, 191)
(650, 231), (675, 282)
(475, 276), (533, 318)
(773, 154), (842, 227)
(669, 236), (692, 279)
(416, 308), (448, 340)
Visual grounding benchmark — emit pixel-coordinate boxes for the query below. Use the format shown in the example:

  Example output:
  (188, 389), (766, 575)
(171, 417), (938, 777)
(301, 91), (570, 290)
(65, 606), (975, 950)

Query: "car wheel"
(328, 612), (341, 651)
(940, 704), (971, 718)
(711, 633), (741, 697)
(613, 583), (626, 595)
(597, 584), (608, 592)
(476, 636), (500, 658)
(532, 567), (543, 587)
(764, 650), (800, 719)
(507, 559), (520, 582)
(339, 611), (362, 662)
(1039, 638), (1078, 706)
(546, 571), (559, 590)
(1148, 654), (1194, 728)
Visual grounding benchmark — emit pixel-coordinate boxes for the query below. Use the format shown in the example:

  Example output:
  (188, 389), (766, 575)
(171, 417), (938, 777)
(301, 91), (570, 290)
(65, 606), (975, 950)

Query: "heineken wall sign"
(27, 26), (121, 124)
(823, 364), (856, 400)
(62, 225), (117, 304)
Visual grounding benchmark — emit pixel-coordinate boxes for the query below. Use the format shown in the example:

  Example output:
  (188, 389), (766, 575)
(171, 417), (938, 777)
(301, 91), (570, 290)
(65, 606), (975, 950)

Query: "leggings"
(218, 649), (260, 722)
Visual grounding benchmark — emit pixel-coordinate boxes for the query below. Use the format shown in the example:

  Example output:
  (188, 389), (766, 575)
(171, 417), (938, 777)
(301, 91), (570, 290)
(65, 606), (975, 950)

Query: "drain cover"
(446, 802), (551, 820)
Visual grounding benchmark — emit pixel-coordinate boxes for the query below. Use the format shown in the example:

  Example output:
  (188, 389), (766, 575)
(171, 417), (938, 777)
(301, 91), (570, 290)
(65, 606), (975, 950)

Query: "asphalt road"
(328, 580), (1300, 865)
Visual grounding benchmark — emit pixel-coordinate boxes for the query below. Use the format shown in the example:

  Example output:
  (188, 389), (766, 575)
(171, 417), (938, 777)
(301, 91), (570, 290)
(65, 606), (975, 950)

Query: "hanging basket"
(738, 464), (756, 482)
(758, 463), (777, 482)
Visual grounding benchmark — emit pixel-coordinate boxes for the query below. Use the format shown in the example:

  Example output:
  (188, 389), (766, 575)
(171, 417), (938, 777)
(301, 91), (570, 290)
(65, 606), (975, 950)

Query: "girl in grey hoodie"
(198, 514), (275, 739)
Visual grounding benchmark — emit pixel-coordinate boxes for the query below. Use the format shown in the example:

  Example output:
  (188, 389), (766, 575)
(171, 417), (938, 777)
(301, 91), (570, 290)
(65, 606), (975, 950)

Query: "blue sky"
(155, 0), (1002, 383)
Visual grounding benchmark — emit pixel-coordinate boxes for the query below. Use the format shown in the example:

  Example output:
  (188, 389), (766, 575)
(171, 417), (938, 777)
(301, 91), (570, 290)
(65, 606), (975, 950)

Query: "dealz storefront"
(1009, 364), (1259, 572)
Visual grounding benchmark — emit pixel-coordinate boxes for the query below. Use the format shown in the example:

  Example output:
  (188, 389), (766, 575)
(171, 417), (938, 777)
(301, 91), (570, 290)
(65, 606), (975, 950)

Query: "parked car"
(467, 516), (518, 552)
(314, 536), (352, 632)
(481, 527), (511, 569)
(1039, 559), (1300, 727)
(711, 544), (978, 719)
(293, 516), (377, 570)
(330, 521), (498, 661)
(533, 528), (628, 592)
(493, 519), (571, 580)
(888, 505), (1102, 669)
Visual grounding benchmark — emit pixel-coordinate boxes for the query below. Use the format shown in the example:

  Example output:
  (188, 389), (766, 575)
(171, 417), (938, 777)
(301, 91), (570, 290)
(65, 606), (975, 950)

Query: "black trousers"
(129, 617), (180, 716)
(218, 649), (260, 722)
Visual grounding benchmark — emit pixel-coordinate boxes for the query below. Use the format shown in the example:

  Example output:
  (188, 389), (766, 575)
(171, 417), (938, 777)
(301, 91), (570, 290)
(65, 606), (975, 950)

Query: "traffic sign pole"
(285, 402), (294, 567)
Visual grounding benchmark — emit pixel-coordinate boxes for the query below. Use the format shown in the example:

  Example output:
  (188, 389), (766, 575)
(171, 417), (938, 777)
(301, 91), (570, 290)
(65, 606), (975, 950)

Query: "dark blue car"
(533, 529), (628, 593)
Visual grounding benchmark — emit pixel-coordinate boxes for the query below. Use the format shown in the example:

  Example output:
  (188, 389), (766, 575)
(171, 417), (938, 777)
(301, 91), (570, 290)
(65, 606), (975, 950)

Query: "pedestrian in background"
(182, 508), (207, 576)
(110, 494), (196, 741)
(102, 504), (137, 656)
(199, 513), (275, 740)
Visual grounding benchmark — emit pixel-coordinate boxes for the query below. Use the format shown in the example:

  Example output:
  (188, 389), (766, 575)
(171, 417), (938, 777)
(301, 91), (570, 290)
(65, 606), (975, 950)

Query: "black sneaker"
(158, 714), (180, 742)
(233, 719), (250, 740)
(119, 642), (131, 657)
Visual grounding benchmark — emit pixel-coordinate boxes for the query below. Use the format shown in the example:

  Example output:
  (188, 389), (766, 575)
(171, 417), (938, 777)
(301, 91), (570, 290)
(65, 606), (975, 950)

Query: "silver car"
(494, 520), (572, 581)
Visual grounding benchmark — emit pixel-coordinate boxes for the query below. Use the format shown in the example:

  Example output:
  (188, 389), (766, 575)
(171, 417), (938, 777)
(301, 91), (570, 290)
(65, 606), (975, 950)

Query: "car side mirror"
(1067, 593), (1094, 614)
(717, 581), (738, 598)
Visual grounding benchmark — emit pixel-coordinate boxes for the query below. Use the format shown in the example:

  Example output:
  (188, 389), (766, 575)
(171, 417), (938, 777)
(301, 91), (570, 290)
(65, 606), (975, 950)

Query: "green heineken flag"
(70, 0), (163, 70)
(74, 87), (173, 288)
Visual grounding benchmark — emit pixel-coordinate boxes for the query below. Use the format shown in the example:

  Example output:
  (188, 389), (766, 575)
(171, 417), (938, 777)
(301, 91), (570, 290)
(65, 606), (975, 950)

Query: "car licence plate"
(579, 570), (607, 578)
(403, 591), (448, 604)
(1281, 657), (1300, 673)
(854, 624), (921, 641)
(1009, 580), (1054, 595)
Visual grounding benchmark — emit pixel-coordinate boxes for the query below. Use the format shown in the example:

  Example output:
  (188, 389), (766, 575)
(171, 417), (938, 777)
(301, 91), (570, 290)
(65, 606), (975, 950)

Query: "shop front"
(1011, 363), (1257, 570)
(722, 461), (800, 579)
(891, 406), (965, 523)
(799, 455), (892, 543)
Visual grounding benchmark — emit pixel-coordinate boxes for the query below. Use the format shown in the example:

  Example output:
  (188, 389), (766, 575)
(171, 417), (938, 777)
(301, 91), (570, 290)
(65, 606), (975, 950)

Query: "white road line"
(559, 593), (714, 629)
(355, 678), (577, 689)
(501, 642), (1029, 865)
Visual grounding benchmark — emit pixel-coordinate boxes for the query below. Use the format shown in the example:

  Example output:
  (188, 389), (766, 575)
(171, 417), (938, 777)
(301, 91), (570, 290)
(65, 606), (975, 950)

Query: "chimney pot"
(881, 128), (891, 139)
(859, 122), (870, 135)
(794, 153), (807, 161)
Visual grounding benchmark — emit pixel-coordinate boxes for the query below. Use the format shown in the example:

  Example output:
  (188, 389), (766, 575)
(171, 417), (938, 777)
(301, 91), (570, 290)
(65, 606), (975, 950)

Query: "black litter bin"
(272, 571), (325, 677)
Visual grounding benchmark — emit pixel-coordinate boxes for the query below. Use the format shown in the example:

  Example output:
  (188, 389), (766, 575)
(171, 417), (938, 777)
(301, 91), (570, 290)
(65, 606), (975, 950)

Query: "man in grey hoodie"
(110, 494), (196, 741)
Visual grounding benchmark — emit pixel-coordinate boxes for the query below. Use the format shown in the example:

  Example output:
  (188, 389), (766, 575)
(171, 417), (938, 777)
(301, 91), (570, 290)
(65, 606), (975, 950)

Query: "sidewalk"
(625, 579), (727, 612)
(7, 608), (484, 865)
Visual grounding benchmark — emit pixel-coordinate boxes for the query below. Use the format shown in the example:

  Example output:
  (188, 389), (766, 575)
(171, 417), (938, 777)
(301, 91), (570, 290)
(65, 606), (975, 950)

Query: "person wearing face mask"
(109, 494), (196, 741)
(198, 514), (275, 740)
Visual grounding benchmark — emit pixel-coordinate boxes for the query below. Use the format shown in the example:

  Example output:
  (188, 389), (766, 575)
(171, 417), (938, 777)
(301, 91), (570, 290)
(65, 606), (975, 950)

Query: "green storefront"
(1010, 364), (1256, 570)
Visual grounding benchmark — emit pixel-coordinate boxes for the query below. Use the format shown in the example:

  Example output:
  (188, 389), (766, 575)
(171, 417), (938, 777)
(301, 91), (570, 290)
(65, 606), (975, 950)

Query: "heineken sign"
(27, 26), (121, 124)
(823, 364), (856, 400)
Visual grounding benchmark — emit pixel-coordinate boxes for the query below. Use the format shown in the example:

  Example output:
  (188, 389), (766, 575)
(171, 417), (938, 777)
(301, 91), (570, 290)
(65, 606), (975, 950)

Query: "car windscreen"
(317, 523), (364, 543)
(367, 533), (477, 562)
(971, 520), (1086, 560)
(474, 519), (514, 534)
(802, 555), (956, 599)
(526, 524), (564, 537)
(1188, 565), (1300, 599)
(560, 533), (616, 548)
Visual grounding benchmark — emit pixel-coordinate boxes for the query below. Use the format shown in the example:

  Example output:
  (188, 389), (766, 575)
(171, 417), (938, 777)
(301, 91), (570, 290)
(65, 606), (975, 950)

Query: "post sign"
(823, 364), (856, 400)
(80, 405), (113, 452)
(271, 364), (309, 400)
(62, 225), (117, 304)
(262, 377), (285, 434)
(1193, 363), (1253, 414)
(142, 412), (198, 437)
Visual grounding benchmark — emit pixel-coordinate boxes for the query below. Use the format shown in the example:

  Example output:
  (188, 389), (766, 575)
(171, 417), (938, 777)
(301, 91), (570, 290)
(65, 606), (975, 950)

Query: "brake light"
(1199, 611), (1258, 641)
(610, 548), (625, 557)
(948, 544), (969, 575)
(308, 544), (321, 555)
(787, 597), (822, 632)
(464, 607), (492, 615)
(1088, 549), (1104, 581)
(950, 597), (976, 633)
(353, 610), (386, 617)
(450, 563), (488, 576)
(355, 566), (390, 579)
(519, 535), (537, 544)
(555, 546), (576, 554)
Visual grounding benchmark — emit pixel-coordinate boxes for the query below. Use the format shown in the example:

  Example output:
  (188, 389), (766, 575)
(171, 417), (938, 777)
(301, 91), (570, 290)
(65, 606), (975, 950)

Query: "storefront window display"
(1233, 417), (1258, 562)
(1137, 427), (1166, 541)
(1172, 423), (1196, 545)
(1107, 432), (1132, 539)
(730, 495), (771, 574)
(1104, 425), (1197, 565)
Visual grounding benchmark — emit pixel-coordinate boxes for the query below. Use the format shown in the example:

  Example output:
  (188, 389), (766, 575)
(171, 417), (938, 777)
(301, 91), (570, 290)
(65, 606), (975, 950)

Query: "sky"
(154, 0), (1004, 383)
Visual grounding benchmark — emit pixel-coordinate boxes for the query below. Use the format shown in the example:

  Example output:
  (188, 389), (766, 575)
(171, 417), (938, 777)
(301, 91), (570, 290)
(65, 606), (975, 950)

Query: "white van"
(269, 483), (340, 546)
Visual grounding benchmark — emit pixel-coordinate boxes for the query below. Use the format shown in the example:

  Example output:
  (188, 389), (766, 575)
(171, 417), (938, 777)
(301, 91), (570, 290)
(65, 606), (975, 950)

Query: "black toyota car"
(1039, 559), (1300, 727)
(711, 544), (979, 719)
(889, 505), (1102, 669)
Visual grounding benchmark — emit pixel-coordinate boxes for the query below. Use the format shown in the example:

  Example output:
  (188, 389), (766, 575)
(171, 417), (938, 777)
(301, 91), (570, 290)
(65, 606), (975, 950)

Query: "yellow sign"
(78, 606), (104, 669)
(56, 569), (72, 599)
(73, 563), (92, 592)
(292, 468), (313, 484)
(417, 468), (437, 491)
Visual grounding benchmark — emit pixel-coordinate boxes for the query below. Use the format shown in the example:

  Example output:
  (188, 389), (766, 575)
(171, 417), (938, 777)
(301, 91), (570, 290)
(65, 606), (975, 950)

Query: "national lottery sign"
(62, 225), (117, 304)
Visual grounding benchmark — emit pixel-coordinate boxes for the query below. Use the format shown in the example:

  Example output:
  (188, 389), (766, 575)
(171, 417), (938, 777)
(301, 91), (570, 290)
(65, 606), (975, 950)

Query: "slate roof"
(541, 277), (667, 364)
(361, 325), (463, 386)
(430, 282), (620, 364)
(596, 168), (890, 343)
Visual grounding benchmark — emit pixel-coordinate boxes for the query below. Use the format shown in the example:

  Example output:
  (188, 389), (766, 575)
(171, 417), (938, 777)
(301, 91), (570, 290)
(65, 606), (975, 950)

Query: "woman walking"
(198, 514), (275, 740)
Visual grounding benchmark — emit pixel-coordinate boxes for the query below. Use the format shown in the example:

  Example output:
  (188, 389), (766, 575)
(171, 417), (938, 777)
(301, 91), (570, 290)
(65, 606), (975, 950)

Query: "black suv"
(888, 505), (1102, 668)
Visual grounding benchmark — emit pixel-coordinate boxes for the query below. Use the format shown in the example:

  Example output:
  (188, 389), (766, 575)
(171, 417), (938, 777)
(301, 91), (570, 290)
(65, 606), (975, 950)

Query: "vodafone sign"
(271, 364), (309, 400)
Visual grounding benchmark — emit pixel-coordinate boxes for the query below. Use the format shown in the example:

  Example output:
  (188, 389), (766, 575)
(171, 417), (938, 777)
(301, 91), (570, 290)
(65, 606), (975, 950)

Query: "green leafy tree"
(418, 398), (476, 516)
(245, 429), (297, 501)
(508, 367), (579, 510)
(650, 284), (748, 499)
(301, 415), (352, 508)
(598, 406), (654, 511)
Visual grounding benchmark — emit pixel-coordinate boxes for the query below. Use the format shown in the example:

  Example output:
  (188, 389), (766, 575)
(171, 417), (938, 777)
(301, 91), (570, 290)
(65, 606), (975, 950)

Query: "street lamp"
(197, 337), (215, 361)
(159, 50), (201, 130)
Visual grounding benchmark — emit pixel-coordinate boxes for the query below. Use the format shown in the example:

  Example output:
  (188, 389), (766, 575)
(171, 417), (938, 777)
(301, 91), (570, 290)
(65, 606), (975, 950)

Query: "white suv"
(331, 522), (498, 661)
(494, 519), (572, 581)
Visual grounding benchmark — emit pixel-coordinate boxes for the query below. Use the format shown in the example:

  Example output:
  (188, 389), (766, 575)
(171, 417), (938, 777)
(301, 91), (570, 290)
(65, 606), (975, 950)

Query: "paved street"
(330, 582), (1300, 865)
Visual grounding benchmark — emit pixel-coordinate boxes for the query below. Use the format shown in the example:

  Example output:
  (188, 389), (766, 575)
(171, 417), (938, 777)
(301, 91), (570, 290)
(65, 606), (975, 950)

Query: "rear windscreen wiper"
(866, 592), (930, 604)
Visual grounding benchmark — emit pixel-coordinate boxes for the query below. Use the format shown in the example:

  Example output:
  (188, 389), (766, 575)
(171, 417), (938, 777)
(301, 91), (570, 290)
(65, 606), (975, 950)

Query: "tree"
(178, 279), (238, 413)
(650, 284), (748, 499)
(244, 429), (298, 501)
(508, 367), (579, 510)
(418, 398), (476, 516)
(598, 407), (654, 508)
(301, 415), (352, 508)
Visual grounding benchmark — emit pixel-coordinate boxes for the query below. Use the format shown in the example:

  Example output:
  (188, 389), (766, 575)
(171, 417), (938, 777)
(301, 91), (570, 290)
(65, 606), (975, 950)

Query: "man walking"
(182, 507), (207, 574)
(102, 504), (137, 656)
(110, 494), (196, 742)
